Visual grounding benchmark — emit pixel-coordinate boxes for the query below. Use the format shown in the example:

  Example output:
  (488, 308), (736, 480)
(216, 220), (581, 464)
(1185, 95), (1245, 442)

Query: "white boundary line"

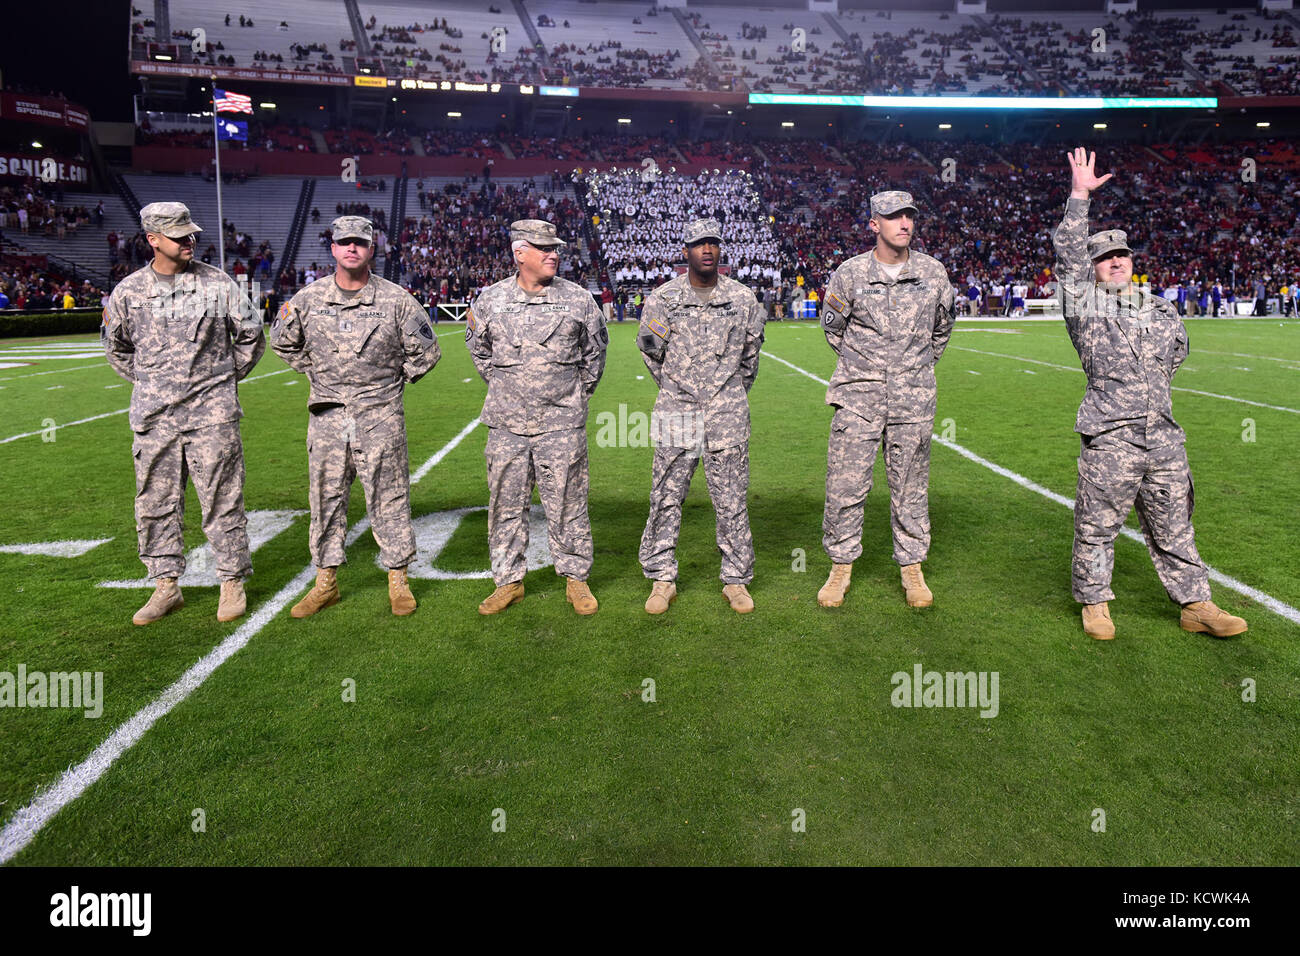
(0, 369), (291, 445)
(760, 348), (1300, 627)
(0, 417), (482, 864)
(952, 346), (1300, 416)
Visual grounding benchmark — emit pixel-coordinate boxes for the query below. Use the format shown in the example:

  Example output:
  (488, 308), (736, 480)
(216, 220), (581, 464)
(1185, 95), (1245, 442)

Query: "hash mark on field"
(0, 417), (482, 865)
(45, 386), (64, 390)
(760, 347), (1300, 627)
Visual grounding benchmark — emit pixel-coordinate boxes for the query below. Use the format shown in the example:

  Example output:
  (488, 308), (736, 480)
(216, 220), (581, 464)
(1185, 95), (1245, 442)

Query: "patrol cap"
(509, 219), (567, 248)
(1088, 229), (1132, 260)
(140, 202), (202, 238)
(682, 218), (723, 245)
(332, 216), (374, 243)
(870, 190), (919, 218)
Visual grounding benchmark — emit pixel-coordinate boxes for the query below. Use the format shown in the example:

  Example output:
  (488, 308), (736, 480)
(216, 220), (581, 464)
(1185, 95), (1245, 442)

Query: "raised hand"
(1068, 147), (1114, 199)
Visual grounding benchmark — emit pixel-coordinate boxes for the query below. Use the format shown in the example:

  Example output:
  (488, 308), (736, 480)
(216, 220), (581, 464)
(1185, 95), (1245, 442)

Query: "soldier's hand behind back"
(1068, 146), (1114, 199)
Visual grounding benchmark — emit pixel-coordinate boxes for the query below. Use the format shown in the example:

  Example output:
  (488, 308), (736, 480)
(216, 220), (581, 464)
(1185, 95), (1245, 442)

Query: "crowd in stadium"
(0, 186), (104, 238)
(584, 168), (780, 290)
(398, 179), (589, 309)
(0, 263), (108, 311)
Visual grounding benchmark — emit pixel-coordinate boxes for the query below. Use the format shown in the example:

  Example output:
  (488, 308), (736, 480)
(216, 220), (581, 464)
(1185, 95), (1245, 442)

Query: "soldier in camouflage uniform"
(817, 190), (956, 610)
(271, 216), (440, 617)
(1054, 147), (1247, 640)
(637, 218), (765, 614)
(103, 201), (265, 625)
(466, 219), (608, 616)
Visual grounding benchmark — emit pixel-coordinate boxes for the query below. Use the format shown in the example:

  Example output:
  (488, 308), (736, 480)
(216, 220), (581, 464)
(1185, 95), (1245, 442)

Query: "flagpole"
(211, 78), (226, 273)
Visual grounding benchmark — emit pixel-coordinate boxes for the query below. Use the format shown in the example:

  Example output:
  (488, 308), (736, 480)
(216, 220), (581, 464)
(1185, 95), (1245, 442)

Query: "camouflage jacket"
(1053, 197), (1187, 447)
(271, 272), (439, 429)
(820, 249), (956, 424)
(102, 259), (265, 432)
(467, 274), (608, 435)
(637, 273), (765, 451)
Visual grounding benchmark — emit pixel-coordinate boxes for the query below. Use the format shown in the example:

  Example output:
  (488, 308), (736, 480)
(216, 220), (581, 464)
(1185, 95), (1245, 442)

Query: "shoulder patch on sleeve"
(419, 320), (434, 340)
(466, 308), (477, 332)
(647, 315), (669, 339)
(825, 291), (847, 314)
(277, 302), (292, 322)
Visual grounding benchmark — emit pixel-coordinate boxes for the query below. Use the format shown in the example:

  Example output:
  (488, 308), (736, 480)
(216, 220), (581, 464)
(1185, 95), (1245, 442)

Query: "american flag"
(213, 88), (253, 114)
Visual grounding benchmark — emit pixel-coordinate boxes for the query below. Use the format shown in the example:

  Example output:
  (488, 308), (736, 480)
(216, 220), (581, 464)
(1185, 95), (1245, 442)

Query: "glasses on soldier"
(336, 238), (371, 248)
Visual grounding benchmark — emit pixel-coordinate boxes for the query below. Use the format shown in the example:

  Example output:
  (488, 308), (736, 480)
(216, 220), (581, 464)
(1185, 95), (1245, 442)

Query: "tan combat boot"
(817, 563), (852, 608)
(1180, 601), (1248, 637)
(479, 581), (524, 615)
(217, 579), (246, 623)
(292, 567), (339, 619)
(566, 578), (598, 616)
(723, 583), (754, 614)
(901, 563), (933, 608)
(133, 577), (183, 626)
(1082, 602), (1116, 640)
(388, 567), (416, 616)
(645, 580), (677, 615)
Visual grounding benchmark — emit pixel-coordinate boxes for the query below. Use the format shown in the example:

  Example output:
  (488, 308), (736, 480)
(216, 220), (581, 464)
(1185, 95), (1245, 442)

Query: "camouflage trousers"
(132, 420), (251, 581)
(639, 442), (753, 585)
(1072, 435), (1211, 605)
(485, 426), (593, 586)
(307, 404), (415, 570)
(822, 407), (932, 566)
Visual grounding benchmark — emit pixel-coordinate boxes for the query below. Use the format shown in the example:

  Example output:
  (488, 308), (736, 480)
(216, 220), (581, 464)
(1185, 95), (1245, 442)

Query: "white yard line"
(0, 364), (107, 383)
(1195, 348), (1300, 368)
(953, 346), (1300, 416)
(760, 348), (1300, 626)
(0, 369), (291, 445)
(0, 417), (482, 864)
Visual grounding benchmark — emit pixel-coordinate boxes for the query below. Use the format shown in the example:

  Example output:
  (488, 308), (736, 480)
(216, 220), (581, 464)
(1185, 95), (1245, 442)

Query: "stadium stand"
(122, 173), (303, 282)
(524, 0), (705, 89)
(160, 0), (349, 73)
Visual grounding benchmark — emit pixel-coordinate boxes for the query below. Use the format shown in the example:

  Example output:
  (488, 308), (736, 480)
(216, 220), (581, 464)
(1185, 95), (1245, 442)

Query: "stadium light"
(259, 103), (276, 109)
(938, 123), (952, 130)
(155, 55), (172, 61)
(31, 141), (42, 149)
(447, 111), (462, 118)
(750, 93), (1215, 109)
(617, 118), (631, 124)
(1093, 123), (1107, 129)
(1256, 121), (1270, 128)
(781, 121), (794, 128)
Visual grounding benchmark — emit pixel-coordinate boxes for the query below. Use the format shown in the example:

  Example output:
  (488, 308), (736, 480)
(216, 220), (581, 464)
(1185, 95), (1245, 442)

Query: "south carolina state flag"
(217, 118), (248, 141)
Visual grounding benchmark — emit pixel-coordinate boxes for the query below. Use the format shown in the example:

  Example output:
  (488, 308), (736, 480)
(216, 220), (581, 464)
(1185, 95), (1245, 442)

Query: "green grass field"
(0, 318), (1296, 865)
